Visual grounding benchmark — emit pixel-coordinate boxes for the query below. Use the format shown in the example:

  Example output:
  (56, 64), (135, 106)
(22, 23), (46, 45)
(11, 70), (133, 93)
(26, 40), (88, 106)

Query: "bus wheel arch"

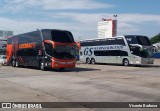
(91, 58), (96, 64)
(123, 58), (130, 66)
(86, 58), (91, 64)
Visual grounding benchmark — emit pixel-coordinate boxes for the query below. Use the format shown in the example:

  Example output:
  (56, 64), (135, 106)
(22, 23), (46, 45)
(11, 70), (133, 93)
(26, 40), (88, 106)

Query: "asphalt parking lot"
(0, 59), (160, 111)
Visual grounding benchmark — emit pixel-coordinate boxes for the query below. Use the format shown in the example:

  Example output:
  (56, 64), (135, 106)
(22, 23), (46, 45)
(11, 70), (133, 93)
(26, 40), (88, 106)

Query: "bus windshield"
(51, 30), (74, 43)
(125, 35), (151, 46)
(130, 47), (150, 58)
(53, 45), (76, 59)
(44, 43), (76, 59)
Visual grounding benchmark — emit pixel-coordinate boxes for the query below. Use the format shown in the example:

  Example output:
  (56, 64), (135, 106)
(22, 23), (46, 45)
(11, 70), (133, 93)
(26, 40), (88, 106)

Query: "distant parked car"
(0, 55), (7, 65)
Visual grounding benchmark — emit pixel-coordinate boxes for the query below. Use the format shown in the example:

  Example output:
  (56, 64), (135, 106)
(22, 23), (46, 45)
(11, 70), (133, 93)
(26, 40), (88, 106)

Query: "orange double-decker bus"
(7, 29), (77, 71)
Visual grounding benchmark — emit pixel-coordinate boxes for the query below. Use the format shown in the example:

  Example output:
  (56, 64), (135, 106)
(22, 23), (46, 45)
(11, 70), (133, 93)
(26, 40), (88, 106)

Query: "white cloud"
(0, 16), (95, 40)
(3, 0), (114, 12)
(2, 0), (41, 12)
(118, 14), (160, 23)
(0, 1), (159, 40)
(0, 17), (71, 33)
(117, 22), (139, 33)
(42, 0), (114, 10)
(52, 12), (160, 24)
(0, 12), (160, 40)
(50, 12), (160, 35)
(4, 0), (25, 4)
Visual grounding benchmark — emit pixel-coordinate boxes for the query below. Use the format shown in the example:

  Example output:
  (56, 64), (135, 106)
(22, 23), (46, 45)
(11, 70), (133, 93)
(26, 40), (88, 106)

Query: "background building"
(0, 38), (7, 55)
(0, 30), (13, 38)
(98, 19), (117, 38)
(0, 30), (13, 55)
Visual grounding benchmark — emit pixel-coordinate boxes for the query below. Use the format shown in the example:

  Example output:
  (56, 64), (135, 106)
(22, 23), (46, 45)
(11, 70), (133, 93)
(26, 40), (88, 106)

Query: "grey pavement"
(0, 59), (160, 111)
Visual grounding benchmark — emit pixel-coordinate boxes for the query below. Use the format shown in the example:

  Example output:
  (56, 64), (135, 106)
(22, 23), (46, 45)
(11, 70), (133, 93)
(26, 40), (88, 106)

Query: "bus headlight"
(52, 59), (59, 63)
(54, 60), (59, 63)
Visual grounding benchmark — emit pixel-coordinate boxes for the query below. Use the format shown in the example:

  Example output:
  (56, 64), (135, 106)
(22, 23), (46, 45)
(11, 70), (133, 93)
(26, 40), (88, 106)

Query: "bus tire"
(123, 59), (129, 66)
(15, 60), (19, 67)
(86, 58), (90, 64)
(91, 58), (96, 64)
(40, 61), (46, 71)
(12, 60), (16, 67)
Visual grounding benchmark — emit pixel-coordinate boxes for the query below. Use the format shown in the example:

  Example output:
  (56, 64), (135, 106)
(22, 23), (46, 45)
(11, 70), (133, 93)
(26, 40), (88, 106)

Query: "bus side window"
(17, 49), (25, 56)
(44, 43), (52, 56)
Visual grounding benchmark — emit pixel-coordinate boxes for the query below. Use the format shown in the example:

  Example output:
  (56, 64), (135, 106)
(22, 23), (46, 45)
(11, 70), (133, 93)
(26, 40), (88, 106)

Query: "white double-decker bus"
(79, 35), (154, 66)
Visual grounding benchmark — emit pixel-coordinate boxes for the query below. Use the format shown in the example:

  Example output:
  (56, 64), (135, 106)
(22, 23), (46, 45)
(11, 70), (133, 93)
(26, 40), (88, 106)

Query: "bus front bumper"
(141, 58), (154, 64)
(130, 58), (154, 65)
(51, 59), (76, 68)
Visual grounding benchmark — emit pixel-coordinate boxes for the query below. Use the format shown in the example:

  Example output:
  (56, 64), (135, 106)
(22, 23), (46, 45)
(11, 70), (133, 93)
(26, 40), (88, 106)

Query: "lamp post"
(113, 15), (118, 37)
(113, 15), (118, 20)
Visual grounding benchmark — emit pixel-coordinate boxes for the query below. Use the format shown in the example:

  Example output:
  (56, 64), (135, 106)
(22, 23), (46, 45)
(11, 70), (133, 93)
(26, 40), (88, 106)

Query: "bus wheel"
(15, 60), (19, 67)
(40, 61), (46, 71)
(86, 58), (90, 64)
(12, 60), (16, 67)
(123, 59), (129, 66)
(91, 58), (96, 64)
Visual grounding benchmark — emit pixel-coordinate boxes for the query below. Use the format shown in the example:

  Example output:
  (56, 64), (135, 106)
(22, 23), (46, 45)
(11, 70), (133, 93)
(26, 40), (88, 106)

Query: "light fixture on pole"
(113, 15), (118, 20)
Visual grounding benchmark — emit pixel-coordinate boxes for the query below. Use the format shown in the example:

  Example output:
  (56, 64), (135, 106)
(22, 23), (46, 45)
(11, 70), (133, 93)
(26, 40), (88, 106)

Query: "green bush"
(150, 33), (160, 44)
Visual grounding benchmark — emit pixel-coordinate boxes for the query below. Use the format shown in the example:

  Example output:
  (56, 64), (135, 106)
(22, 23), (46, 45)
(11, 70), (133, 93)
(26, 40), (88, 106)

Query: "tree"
(150, 33), (160, 44)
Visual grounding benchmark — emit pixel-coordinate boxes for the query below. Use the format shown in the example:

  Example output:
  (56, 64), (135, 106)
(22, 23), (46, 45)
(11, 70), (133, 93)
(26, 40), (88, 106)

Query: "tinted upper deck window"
(125, 35), (151, 46)
(51, 30), (74, 43)
(80, 38), (125, 46)
(125, 36), (138, 45)
(136, 36), (151, 46)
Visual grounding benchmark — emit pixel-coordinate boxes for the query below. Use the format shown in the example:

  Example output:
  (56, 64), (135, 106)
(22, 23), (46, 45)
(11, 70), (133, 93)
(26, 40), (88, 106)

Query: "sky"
(0, 0), (160, 40)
